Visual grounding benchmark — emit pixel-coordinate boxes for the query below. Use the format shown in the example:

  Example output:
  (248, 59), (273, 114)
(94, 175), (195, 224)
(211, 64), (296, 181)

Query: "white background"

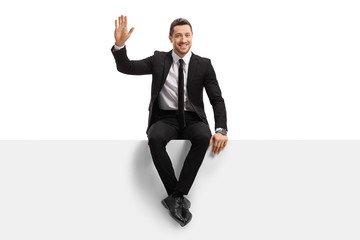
(0, 0), (359, 140)
(1, 1), (360, 238)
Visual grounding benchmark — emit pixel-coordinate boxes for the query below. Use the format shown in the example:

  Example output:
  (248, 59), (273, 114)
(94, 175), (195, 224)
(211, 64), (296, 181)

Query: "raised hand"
(114, 15), (135, 47)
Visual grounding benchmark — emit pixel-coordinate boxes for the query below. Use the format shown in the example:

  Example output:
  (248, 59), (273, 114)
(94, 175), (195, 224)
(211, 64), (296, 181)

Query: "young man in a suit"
(111, 15), (228, 226)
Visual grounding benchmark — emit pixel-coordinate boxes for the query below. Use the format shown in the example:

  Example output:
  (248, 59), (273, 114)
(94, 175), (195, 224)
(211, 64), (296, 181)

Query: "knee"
(192, 132), (211, 146)
(147, 132), (167, 147)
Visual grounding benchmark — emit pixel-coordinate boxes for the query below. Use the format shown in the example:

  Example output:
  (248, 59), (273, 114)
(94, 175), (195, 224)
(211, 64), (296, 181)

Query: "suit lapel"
(160, 51), (173, 88)
(187, 53), (198, 88)
(160, 51), (198, 89)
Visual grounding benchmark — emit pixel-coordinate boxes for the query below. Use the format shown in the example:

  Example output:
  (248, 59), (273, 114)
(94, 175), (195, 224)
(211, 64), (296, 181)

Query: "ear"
(168, 35), (173, 43)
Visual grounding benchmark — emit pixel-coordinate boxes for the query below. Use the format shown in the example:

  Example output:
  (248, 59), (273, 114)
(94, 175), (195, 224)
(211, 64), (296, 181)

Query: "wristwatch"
(215, 128), (227, 136)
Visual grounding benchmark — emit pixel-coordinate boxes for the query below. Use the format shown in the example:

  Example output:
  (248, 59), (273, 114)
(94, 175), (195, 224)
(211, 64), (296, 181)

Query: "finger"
(120, 15), (124, 27)
(129, 27), (135, 35)
(209, 136), (213, 146)
(212, 139), (218, 152)
(214, 140), (221, 149)
(215, 141), (223, 154)
(115, 19), (118, 29)
(219, 144), (224, 153)
(213, 140), (220, 153)
(216, 146), (221, 154)
(212, 146), (217, 154)
(214, 147), (219, 154)
(214, 143), (220, 154)
(125, 16), (128, 28)
(121, 15), (125, 27)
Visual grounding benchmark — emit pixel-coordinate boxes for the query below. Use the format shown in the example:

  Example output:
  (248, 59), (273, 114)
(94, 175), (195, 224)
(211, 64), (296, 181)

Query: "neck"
(173, 49), (187, 58)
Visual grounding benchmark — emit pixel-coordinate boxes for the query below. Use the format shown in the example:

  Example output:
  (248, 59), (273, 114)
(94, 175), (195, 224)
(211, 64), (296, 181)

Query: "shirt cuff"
(113, 44), (125, 51)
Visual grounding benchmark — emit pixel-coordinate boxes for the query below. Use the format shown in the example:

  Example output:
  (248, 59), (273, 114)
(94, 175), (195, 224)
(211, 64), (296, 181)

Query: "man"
(111, 15), (228, 227)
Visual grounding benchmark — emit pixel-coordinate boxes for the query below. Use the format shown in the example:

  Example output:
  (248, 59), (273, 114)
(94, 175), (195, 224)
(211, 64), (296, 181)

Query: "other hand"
(114, 15), (134, 47)
(209, 132), (228, 154)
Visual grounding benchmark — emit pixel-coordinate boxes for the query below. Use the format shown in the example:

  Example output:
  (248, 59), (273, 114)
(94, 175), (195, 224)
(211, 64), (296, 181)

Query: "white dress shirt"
(113, 44), (193, 111)
(158, 50), (193, 111)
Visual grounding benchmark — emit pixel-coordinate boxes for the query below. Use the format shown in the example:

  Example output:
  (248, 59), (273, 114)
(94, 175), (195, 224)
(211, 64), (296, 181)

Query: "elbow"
(210, 96), (224, 106)
(116, 64), (133, 75)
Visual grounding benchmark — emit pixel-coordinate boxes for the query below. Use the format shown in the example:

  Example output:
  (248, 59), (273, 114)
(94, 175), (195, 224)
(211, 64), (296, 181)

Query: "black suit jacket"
(111, 46), (227, 134)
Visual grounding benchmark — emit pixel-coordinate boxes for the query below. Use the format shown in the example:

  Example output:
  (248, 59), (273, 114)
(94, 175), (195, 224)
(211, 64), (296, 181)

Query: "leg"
(147, 117), (179, 195)
(174, 120), (212, 195)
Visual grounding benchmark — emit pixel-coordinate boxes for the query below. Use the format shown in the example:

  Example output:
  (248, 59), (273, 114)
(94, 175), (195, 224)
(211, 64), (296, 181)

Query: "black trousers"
(147, 110), (212, 196)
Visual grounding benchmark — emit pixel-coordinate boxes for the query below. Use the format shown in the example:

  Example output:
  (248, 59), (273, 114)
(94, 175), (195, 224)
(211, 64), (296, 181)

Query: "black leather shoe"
(181, 197), (192, 226)
(182, 196), (191, 209)
(182, 208), (192, 226)
(161, 195), (186, 226)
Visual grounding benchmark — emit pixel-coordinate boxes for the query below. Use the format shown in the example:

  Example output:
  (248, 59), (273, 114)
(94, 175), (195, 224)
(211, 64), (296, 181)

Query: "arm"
(112, 46), (153, 75)
(112, 15), (152, 75)
(204, 60), (228, 154)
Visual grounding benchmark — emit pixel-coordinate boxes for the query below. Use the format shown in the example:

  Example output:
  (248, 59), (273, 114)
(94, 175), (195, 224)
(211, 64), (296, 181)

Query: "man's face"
(169, 25), (193, 58)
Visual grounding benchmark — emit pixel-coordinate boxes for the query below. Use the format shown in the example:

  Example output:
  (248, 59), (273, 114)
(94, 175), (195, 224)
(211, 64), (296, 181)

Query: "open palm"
(114, 15), (134, 47)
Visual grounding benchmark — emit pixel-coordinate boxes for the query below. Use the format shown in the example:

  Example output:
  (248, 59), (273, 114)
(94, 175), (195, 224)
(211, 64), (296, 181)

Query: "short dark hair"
(169, 18), (193, 37)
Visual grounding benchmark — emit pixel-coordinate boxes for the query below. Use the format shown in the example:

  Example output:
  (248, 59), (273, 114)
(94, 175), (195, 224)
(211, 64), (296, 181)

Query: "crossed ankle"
(172, 191), (184, 198)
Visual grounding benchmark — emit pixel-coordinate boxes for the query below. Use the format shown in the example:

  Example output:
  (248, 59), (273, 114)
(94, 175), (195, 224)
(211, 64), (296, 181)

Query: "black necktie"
(178, 59), (185, 128)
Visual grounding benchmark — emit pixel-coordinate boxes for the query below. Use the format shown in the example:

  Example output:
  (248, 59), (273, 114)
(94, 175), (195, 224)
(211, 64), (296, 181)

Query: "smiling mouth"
(179, 43), (188, 49)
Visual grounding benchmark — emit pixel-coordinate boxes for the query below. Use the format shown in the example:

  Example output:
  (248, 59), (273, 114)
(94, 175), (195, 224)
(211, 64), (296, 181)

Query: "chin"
(179, 47), (190, 54)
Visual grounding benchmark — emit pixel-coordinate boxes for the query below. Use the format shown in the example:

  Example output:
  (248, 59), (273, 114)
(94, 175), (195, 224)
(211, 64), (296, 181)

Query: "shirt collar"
(172, 50), (192, 66)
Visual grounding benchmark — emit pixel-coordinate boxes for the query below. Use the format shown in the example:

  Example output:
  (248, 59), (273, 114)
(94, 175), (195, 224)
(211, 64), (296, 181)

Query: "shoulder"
(191, 53), (213, 72)
(154, 50), (171, 57)
(151, 50), (172, 64)
(191, 53), (217, 76)
(191, 52), (212, 65)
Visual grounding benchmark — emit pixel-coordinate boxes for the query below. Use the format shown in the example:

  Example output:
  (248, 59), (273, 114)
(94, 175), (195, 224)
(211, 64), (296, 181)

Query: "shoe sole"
(161, 199), (169, 209)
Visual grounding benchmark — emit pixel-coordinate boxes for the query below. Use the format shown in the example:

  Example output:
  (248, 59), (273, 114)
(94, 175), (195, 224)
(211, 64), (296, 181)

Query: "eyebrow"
(175, 32), (192, 36)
